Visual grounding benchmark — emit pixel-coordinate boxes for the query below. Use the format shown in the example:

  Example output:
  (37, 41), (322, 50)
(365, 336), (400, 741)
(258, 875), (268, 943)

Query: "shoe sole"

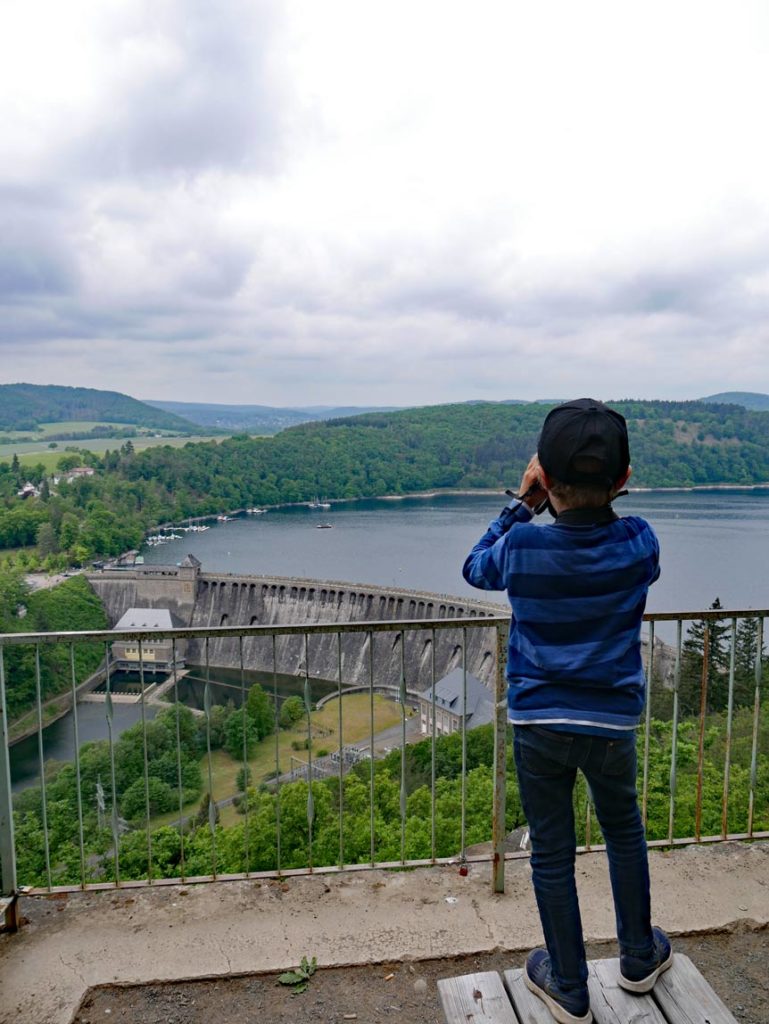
(618, 949), (674, 994)
(523, 971), (593, 1024)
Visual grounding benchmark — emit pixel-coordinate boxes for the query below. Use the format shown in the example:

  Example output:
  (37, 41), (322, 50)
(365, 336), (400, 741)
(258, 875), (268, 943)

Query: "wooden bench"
(438, 955), (738, 1024)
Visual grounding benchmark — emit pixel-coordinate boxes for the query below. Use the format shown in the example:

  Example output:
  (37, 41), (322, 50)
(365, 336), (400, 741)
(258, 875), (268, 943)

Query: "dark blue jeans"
(513, 725), (654, 994)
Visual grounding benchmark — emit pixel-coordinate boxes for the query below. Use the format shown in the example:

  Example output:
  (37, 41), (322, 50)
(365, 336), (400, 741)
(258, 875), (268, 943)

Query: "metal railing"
(0, 610), (766, 912)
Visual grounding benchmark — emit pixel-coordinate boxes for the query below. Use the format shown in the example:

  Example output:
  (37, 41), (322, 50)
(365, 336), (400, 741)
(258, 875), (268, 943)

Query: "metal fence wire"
(1, 610), (767, 902)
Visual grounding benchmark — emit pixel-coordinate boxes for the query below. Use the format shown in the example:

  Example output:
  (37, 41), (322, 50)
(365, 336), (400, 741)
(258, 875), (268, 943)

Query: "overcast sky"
(2, 1), (768, 407)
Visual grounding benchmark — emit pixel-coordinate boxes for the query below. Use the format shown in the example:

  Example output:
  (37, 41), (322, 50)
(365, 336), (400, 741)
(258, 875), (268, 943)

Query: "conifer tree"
(734, 616), (766, 707)
(680, 598), (730, 713)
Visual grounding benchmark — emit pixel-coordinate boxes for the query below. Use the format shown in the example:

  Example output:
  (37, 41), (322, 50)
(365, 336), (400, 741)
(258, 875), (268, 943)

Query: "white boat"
(308, 498), (332, 510)
(316, 522), (334, 529)
(216, 515), (231, 522)
(246, 507), (267, 515)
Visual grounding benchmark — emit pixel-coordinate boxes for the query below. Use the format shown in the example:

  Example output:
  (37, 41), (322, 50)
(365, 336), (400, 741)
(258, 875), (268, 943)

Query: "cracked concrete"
(1, 841), (768, 1024)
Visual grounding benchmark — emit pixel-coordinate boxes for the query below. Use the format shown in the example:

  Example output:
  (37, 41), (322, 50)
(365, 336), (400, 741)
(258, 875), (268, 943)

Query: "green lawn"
(0, 434), (226, 467)
(149, 693), (404, 830)
(3, 421), (182, 439)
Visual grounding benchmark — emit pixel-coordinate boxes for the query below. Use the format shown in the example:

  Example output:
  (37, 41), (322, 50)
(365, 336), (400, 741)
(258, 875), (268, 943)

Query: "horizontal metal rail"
(1, 609), (767, 906)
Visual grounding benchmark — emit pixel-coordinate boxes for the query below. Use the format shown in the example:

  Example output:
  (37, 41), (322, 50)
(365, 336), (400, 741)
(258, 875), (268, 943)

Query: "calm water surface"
(144, 489), (769, 614)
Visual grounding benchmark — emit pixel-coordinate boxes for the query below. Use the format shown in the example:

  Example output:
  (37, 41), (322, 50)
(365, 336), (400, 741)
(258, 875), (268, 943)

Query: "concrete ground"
(1, 840), (768, 1024)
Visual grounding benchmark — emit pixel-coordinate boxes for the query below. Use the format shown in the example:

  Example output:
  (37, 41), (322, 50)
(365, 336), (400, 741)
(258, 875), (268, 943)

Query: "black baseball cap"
(537, 398), (630, 486)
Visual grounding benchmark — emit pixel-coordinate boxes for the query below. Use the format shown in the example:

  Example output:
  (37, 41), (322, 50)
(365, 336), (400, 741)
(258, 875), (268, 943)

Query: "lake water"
(143, 490), (769, 614)
(10, 489), (769, 790)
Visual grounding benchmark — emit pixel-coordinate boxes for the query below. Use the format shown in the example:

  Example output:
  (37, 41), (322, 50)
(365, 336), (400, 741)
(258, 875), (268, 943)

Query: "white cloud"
(1, 0), (769, 405)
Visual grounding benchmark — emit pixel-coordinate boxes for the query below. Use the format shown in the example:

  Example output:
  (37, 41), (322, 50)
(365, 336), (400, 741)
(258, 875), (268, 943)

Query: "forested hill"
(0, 384), (199, 432)
(143, 399), (401, 434)
(2, 399), (769, 561)
(133, 399), (767, 505)
(699, 391), (769, 411)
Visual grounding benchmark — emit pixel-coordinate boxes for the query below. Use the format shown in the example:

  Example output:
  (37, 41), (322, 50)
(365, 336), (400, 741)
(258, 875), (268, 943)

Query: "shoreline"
(332, 482), (769, 504)
(153, 480), (769, 533)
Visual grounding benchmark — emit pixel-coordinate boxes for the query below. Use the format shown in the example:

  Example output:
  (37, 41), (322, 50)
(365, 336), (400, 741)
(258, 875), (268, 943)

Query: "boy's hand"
(518, 455), (548, 508)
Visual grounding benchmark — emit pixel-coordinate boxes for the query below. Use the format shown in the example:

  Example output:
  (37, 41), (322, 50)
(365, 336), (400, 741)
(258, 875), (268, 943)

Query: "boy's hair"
(547, 456), (613, 508)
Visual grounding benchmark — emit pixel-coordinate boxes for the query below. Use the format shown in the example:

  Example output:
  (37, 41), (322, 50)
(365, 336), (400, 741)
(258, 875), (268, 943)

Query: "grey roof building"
(111, 608), (183, 673)
(417, 668), (494, 736)
(114, 609), (175, 630)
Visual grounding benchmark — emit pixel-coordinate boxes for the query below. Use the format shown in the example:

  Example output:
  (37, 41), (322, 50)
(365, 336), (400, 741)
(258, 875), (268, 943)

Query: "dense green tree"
(279, 694), (305, 728)
(224, 707), (261, 760)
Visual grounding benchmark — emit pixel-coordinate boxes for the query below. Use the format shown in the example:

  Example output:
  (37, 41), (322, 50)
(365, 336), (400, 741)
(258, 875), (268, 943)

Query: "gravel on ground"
(72, 926), (769, 1024)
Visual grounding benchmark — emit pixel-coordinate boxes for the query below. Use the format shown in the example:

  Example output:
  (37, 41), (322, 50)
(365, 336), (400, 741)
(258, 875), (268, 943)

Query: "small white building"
(111, 608), (184, 674)
(417, 668), (495, 737)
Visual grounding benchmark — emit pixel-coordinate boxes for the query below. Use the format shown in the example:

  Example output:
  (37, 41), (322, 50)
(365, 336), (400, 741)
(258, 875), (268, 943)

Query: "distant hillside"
(0, 384), (200, 433)
(143, 399), (402, 434)
(127, 398), (769, 510)
(3, 399), (769, 563)
(700, 392), (769, 411)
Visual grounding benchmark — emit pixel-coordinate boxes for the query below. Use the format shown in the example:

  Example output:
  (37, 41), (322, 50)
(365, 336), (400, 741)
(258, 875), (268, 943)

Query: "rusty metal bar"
(667, 621), (682, 845)
(304, 632), (314, 871)
(138, 638), (153, 882)
(337, 632), (345, 869)
(460, 629), (468, 862)
(748, 617), (764, 837)
(721, 620), (737, 838)
(430, 627), (437, 863)
(70, 644), (87, 888)
(492, 622), (508, 894)
(695, 624), (710, 842)
(399, 632), (407, 865)
(0, 647), (17, 898)
(272, 635), (281, 874)
(368, 630), (375, 866)
(203, 638), (217, 878)
(0, 615), (512, 648)
(584, 797), (592, 852)
(104, 647), (120, 887)
(641, 622), (654, 827)
(239, 635), (250, 876)
(170, 640), (185, 883)
(35, 645), (52, 890)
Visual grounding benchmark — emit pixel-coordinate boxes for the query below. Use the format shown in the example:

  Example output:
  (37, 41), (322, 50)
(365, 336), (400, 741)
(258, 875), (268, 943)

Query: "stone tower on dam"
(86, 557), (508, 690)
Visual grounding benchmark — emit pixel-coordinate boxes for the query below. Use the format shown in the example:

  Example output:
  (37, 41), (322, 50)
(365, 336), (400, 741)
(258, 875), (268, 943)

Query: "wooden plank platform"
(438, 955), (738, 1024)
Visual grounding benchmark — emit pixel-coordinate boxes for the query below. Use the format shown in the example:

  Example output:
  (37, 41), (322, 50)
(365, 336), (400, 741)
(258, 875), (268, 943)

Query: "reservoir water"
(10, 489), (769, 790)
(143, 489), (769, 614)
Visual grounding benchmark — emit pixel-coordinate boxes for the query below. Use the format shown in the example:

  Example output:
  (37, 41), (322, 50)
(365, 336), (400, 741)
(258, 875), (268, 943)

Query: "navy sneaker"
(618, 927), (673, 993)
(524, 949), (593, 1024)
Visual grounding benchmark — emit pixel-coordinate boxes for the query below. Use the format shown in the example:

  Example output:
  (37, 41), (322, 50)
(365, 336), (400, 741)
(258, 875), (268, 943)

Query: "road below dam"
(86, 561), (509, 692)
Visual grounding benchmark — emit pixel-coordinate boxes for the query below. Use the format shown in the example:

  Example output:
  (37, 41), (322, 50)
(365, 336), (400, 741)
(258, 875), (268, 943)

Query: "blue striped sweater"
(462, 503), (660, 735)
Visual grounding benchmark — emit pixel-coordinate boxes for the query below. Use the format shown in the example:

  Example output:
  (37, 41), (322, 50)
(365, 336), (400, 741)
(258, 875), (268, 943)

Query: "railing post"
(0, 647), (19, 927)
(492, 622), (508, 894)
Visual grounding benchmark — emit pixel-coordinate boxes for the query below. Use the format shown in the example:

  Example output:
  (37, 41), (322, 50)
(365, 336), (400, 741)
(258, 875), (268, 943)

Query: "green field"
(0, 434), (225, 467)
(1, 420), (183, 440)
(150, 694), (404, 830)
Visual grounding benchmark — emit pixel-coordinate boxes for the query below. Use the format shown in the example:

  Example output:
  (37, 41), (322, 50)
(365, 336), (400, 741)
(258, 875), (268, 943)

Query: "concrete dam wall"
(86, 564), (508, 691)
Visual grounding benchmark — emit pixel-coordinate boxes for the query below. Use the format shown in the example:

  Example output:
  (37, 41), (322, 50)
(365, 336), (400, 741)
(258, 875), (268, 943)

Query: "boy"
(463, 399), (672, 1024)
